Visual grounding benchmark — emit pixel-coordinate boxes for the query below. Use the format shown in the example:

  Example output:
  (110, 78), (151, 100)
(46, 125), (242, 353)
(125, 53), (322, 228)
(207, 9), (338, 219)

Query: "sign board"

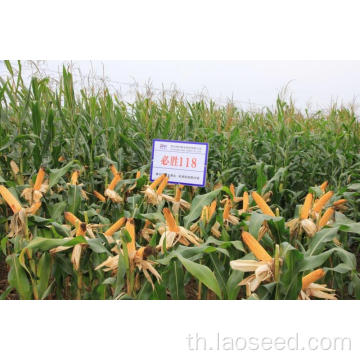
(150, 139), (209, 187)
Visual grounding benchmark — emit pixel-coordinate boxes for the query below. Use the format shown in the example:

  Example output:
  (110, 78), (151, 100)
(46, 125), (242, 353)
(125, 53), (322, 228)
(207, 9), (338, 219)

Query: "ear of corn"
(333, 199), (347, 206)
(0, 185), (23, 214)
(93, 190), (106, 202)
(64, 211), (81, 226)
(313, 191), (334, 213)
(150, 173), (166, 190)
(318, 207), (335, 228)
(175, 187), (181, 202)
(104, 216), (126, 236)
(251, 191), (275, 217)
(223, 199), (231, 220)
(209, 200), (217, 218)
(300, 193), (313, 220)
(110, 164), (118, 177)
(70, 170), (79, 185)
(230, 184), (235, 198)
(76, 222), (87, 237)
(241, 231), (272, 262)
(107, 173), (121, 190)
(302, 268), (325, 290)
(242, 191), (249, 211)
(125, 218), (136, 254)
(28, 201), (41, 215)
(320, 181), (328, 192)
(163, 208), (179, 232)
(33, 167), (46, 191)
(156, 176), (168, 195)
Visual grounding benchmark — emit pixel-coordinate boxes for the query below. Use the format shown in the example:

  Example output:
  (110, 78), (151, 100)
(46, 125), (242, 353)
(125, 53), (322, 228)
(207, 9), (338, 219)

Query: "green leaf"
(168, 259), (185, 300)
(176, 253), (222, 298)
(184, 188), (222, 227)
(87, 238), (111, 255)
(226, 270), (244, 300)
(49, 161), (77, 187)
(67, 185), (81, 215)
(37, 253), (52, 299)
(6, 254), (32, 300)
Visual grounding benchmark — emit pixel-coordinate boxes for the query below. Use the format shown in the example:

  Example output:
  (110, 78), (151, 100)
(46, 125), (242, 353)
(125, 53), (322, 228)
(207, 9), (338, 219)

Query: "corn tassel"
(302, 268), (325, 290)
(252, 191), (275, 217)
(241, 231), (272, 262)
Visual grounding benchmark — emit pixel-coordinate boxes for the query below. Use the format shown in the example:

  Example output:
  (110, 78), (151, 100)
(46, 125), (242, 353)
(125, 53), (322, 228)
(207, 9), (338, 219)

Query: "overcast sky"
(1, 60), (360, 111)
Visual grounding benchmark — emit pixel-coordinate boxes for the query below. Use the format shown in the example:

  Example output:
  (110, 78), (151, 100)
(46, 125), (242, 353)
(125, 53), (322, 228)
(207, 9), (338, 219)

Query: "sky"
(1, 60), (360, 111)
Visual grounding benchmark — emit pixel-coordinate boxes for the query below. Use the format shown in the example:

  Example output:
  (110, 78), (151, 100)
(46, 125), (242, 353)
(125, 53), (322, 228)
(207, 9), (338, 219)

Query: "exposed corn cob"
(93, 190), (106, 202)
(110, 164), (118, 177)
(64, 211), (81, 226)
(209, 200), (217, 218)
(70, 170), (79, 185)
(300, 193), (313, 220)
(33, 167), (46, 191)
(251, 191), (275, 217)
(163, 207), (179, 232)
(223, 199), (231, 220)
(333, 199), (347, 206)
(156, 176), (168, 195)
(125, 218), (136, 255)
(318, 207), (334, 228)
(320, 181), (328, 192)
(107, 173), (121, 190)
(0, 185), (23, 214)
(150, 173), (166, 190)
(302, 268), (325, 290)
(241, 231), (272, 262)
(104, 216), (126, 236)
(313, 191), (333, 213)
(242, 191), (249, 211)
(76, 222), (87, 237)
(27, 201), (41, 215)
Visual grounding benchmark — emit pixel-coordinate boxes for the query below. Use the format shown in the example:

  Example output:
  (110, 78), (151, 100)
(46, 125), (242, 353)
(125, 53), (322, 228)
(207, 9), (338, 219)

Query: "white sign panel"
(150, 139), (209, 187)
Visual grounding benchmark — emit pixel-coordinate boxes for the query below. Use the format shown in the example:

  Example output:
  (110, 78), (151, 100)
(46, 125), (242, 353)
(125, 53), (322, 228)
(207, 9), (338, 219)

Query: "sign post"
(150, 139), (209, 187)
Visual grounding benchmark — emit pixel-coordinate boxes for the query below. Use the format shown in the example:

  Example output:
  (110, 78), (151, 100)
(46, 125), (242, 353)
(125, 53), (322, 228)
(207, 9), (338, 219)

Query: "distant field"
(0, 61), (360, 300)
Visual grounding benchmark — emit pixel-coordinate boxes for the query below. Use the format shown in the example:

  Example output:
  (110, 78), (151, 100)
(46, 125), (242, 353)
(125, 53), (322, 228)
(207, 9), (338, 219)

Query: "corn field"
(1, 60), (360, 300)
